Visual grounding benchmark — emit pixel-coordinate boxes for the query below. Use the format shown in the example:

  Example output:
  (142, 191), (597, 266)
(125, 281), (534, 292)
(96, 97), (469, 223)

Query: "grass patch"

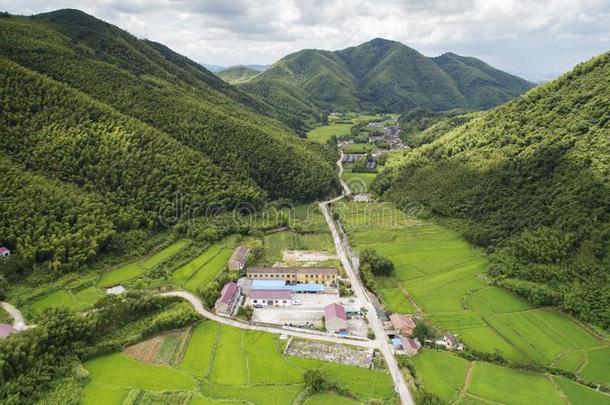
(208, 325), (247, 385)
(304, 393), (360, 404)
(467, 362), (564, 405)
(180, 321), (218, 377)
(554, 376), (610, 405)
(378, 287), (415, 314)
(182, 247), (232, 292)
(343, 171), (378, 194)
(83, 353), (195, 403)
(29, 290), (81, 314)
(141, 239), (191, 270)
(580, 347), (610, 384)
(171, 245), (223, 286)
(98, 261), (143, 287)
(342, 143), (375, 154)
(74, 286), (104, 306)
(412, 350), (469, 402)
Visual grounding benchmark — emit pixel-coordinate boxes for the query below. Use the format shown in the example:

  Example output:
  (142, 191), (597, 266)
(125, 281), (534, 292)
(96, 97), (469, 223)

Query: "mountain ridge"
(240, 38), (534, 126)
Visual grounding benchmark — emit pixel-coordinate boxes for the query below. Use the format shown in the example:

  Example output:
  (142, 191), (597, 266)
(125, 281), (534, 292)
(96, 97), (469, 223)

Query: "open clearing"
(83, 321), (395, 404)
(335, 201), (609, 379)
(124, 328), (190, 366)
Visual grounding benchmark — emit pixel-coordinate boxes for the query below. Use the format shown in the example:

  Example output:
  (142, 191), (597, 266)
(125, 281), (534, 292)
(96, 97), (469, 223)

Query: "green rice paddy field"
(335, 202), (610, 385)
(412, 350), (610, 405)
(82, 321), (395, 404)
(307, 114), (379, 144)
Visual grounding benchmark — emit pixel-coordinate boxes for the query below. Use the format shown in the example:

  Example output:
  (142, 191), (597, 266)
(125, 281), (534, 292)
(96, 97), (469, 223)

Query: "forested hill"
(217, 65), (261, 84)
(240, 38), (534, 125)
(0, 10), (337, 272)
(375, 52), (610, 329)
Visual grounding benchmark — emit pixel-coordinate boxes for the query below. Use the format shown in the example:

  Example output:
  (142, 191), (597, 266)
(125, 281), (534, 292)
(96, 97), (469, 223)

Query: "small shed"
(325, 303), (348, 333)
(0, 247), (10, 258)
(401, 337), (422, 357)
(106, 285), (126, 295)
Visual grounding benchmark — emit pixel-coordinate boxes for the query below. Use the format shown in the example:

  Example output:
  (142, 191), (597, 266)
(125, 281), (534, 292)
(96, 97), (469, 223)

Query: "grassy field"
(259, 230), (334, 265)
(304, 393), (360, 404)
(553, 376), (610, 405)
(182, 247), (233, 292)
(335, 201), (609, 376)
(410, 350), (606, 405)
(307, 113), (379, 144)
(342, 171), (378, 194)
(342, 143), (375, 154)
(83, 321), (395, 404)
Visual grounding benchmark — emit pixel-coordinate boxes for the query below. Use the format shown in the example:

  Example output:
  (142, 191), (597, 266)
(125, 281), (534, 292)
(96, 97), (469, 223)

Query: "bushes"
(360, 249), (394, 276)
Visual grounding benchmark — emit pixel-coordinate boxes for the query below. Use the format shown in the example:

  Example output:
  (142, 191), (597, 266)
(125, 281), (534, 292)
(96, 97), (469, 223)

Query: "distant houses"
(228, 246), (250, 271)
(215, 282), (241, 316)
(324, 303), (348, 333)
(106, 285), (126, 295)
(246, 267), (338, 286)
(0, 247), (10, 258)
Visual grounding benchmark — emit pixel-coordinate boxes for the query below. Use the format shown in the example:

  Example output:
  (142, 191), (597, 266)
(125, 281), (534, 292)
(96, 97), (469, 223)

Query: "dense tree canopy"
(377, 52), (610, 329)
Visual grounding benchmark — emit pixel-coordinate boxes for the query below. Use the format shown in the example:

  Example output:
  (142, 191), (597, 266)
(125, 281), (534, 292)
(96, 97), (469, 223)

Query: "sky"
(2, 0), (610, 80)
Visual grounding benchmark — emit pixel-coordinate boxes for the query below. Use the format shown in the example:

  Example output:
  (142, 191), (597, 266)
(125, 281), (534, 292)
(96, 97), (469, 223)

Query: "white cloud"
(1, 0), (608, 78)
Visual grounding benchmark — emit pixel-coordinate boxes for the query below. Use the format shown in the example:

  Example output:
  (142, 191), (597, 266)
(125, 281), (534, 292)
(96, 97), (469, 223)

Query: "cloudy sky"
(2, 0), (610, 80)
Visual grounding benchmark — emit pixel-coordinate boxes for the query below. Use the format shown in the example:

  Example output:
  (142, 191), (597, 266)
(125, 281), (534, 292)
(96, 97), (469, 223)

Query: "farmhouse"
(215, 282), (241, 315)
(228, 246), (250, 271)
(325, 303), (348, 333)
(436, 332), (464, 351)
(246, 267), (337, 286)
(249, 290), (292, 306)
(401, 337), (421, 357)
(0, 324), (15, 339)
(0, 247), (10, 258)
(390, 313), (416, 337)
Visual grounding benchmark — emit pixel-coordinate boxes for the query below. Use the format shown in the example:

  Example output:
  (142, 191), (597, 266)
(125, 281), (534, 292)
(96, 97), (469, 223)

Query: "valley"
(0, 6), (609, 405)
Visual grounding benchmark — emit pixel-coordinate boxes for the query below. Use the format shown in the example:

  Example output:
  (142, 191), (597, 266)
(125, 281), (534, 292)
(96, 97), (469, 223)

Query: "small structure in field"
(106, 285), (126, 295)
(325, 303), (348, 333)
(249, 290), (292, 306)
(390, 313), (416, 337)
(0, 247), (10, 258)
(401, 337), (422, 356)
(215, 282), (241, 315)
(0, 324), (15, 339)
(436, 332), (464, 351)
(228, 246), (250, 271)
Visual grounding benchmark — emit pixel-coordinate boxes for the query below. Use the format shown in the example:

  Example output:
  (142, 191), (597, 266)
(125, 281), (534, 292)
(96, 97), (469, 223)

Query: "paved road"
(162, 291), (376, 349)
(1, 301), (27, 330)
(318, 154), (414, 405)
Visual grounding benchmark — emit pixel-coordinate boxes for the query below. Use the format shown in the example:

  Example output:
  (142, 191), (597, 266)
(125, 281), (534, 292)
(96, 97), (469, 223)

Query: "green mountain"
(375, 52), (610, 329)
(241, 38), (534, 124)
(217, 65), (261, 84)
(0, 9), (337, 272)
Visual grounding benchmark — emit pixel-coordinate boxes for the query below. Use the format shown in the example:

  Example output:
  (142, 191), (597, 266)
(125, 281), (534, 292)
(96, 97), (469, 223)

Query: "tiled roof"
(390, 314), (416, 330)
(250, 290), (292, 300)
(218, 282), (239, 305)
(324, 303), (347, 321)
(229, 246), (250, 263)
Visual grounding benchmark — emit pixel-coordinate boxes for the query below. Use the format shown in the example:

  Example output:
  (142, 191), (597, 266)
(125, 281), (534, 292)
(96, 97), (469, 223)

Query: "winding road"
(1, 301), (27, 330)
(319, 152), (414, 405)
(162, 291), (375, 349)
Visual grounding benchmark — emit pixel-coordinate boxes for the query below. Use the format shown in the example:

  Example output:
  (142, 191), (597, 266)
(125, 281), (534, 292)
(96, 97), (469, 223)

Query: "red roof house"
(324, 303), (348, 333)
(0, 247), (10, 258)
(390, 313), (416, 337)
(214, 282), (240, 315)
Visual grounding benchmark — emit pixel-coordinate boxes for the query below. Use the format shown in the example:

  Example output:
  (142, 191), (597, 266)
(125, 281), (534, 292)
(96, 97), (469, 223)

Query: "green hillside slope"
(242, 38), (534, 125)
(376, 52), (610, 329)
(217, 65), (260, 84)
(0, 10), (337, 271)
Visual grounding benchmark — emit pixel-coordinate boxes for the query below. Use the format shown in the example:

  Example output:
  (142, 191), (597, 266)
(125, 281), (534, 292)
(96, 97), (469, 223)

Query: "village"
(211, 244), (464, 362)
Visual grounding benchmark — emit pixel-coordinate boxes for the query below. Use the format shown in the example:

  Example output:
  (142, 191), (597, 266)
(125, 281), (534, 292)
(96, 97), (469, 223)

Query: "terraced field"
(335, 202), (609, 381)
(82, 321), (395, 404)
(412, 350), (610, 405)
(99, 239), (191, 287)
